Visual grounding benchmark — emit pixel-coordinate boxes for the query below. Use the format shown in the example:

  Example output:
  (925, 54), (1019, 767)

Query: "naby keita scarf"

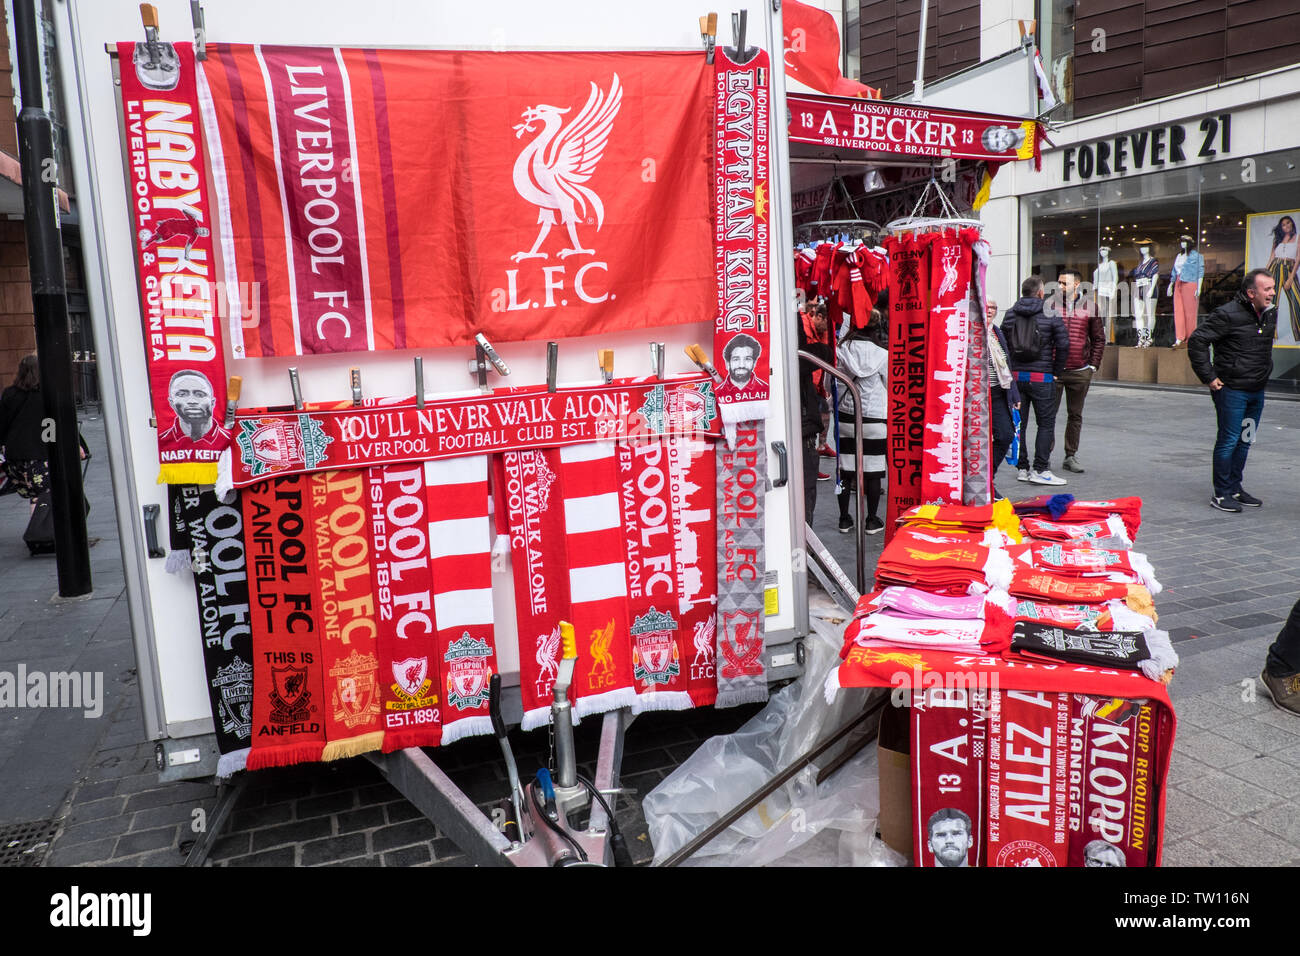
(716, 423), (768, 707)
(312, 471), (385, 760)
(503, 449), (572, 732)
(559, 442), (637, 718)
(424, 456), (498, 745)
(369, 464), (443, 751)
(169, 485), (254, 777)
(619, 440), (692, 712)
(244, 475), (327, 769)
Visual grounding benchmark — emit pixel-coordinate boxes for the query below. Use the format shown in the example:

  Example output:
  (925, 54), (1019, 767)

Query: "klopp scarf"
(168, 485), (254, 777)
(920, 229), (975, 506)
(713, 49), (771, 430)
(424, 456), (498, 745)
(884, 233), (929, 539)
(311, 470), (385, 760)
(716, 422), (768, 707)
(118, 41), (230, 485)
(673, 437), (720, 708)
(913, 687), (988, 867)
(987, 689), (1071, 867)
(558, 443), (637, 718)
(619, 440), (692, 711)
(1068, 696), (1158, 867)
(244, 476), (327, 769)
(369, 464), (443, 752)
(503, 449), (572, 732)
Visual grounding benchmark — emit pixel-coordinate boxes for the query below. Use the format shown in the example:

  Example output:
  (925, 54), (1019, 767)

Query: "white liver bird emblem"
(511, 74), (623, 262)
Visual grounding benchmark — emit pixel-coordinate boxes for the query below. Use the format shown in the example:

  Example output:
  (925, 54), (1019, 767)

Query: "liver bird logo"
(536, 626), (562, 682)
(691, 617), (716, 667)
(588, 619), (616, 675)
(510, 75), (623, 262)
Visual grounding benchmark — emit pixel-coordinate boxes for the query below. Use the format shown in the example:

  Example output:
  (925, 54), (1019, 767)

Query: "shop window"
(1035, 0), (1074, 121)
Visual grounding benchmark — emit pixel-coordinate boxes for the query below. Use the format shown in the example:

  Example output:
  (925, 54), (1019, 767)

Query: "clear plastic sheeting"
(644, 598), (906, 866)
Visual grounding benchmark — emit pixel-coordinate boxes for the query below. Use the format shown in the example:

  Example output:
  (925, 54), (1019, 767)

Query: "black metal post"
(13, 0), (91, 596)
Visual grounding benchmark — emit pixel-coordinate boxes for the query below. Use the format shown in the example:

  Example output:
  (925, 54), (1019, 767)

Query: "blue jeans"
(1210, 386), (1265, 498)
(1015, 380), (1057, 474)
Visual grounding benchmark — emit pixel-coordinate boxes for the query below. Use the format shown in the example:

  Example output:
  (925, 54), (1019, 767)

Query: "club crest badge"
(389, 656), (438, 711)
(237, 413), (333, 477)
(630, 607), (680, 686)
(638, 383), (719, 436)
(444, 633), (493, 711)
(720, 609), (764, 678)
(212, 658), (254, 740)
(330, 650), (380, 727)
(269, 664), (313, 724)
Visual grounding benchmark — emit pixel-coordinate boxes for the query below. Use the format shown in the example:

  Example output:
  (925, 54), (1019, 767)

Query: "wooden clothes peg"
(598, 349), (614, 384)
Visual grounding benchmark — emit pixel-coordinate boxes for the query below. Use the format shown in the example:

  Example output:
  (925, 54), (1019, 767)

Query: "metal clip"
(190, 0), (207, 60)
(223, 375), (242, 429)
(700, 13), (717, 64)
(651, 342), (665, 380)
(140, 4), (161, 63)
(414, 357), (425, 409)
(350, 367), (362, 406)
(684, 344), (720, 382)
(546, 342), (559, 393)
(598, 349), (614, 385)
(288, 367), (304, 411)
(471, 333), (510, 393)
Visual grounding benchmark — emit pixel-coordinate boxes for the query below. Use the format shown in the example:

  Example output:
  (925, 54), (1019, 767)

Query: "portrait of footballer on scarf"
(716, 332), (768, 400)
(161, 369), (231, 447)
(927, 807), (974, 867)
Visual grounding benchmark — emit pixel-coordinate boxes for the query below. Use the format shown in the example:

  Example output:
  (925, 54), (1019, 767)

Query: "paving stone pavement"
(0, 383), (1297, 867)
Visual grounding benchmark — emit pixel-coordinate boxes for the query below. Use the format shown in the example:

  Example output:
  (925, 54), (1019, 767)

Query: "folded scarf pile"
(1010, 621), (1178, 683)
(1013, 597), (1156, 633)
(1010, 541), (1162, 594)
(899, 499), (1023, 544)
(874, 528), (1015, 594)
(1014, 495), (1143, 543)
(1020, 514), (1132, 550)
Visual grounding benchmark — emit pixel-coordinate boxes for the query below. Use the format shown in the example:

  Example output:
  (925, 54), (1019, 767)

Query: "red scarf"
(921, 229), (975, 505)
(912, 688), (988, 867)
(244, 476), (327, 769)
(619, 440), (691, 711)
(987, 690), (1071, 867)
(1068, 696), (1158, 867)
(885, 234), (930, 538)
(559, 443), (637, 718)
(502, 449), (571, 731)
(424, 457), (498, 745)
(370, 464), (443, 752)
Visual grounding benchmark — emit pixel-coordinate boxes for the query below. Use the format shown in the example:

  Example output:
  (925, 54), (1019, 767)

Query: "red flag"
(199, 47), (714, 356)
(782, 0), (881, 99)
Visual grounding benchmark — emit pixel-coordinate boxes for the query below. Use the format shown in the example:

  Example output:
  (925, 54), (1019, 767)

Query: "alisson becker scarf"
(424, 456), (498, 745)
(987, 690), (1071, 867)
(618, 439), (691, 712)
(369, 464), (443, 752)
(913, 687), (988, 867)
(559, 442), (637, 719)
(1067, 696), (1157, 867)
(311, 470), (385, 760)
(716, 422), (768, 707)
(673, 437), (719, 708)
(502, 449), (572, 732)
(169, 485), (254, 777)
(244, 475), (327, 769)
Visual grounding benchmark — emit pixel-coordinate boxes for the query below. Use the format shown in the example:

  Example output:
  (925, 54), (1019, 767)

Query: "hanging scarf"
(618, 440), (692, 711)
(369, 464), (444, 752)
(168, 485), (254, 777)
(912, 687), (989, 867)
(987, 689), (1071, 867)
(424, 456), (498, 745)
(921, 229), (973, 505)
(502, 449), (572, 732)
(1067, 696), (1158, 867)
(715, 422), (768, 707)
(244, 475), (328, 769)
(962, 273), (992, 506)
(884, 233), (930, 539)
(673, 437), (720, 708)
(558, 443), (637, 718)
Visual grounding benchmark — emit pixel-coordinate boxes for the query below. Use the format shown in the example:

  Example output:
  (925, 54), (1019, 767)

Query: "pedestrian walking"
(1261, 598), (1300, 716)
(834, 311), (887, 535)
(1186, 269), (1277, 513)
(1050, 270), (1105, 473)
(1003, 276), (1070, 486)
(0, 354), (49, 514)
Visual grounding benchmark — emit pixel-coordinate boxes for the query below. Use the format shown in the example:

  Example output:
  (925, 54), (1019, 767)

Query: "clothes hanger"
(883, 176), (982, 237)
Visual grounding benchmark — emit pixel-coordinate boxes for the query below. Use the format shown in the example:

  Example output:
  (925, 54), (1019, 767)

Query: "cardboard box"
(1098, 343), (1119, 380)
(1157, 347), (1203, 386)
(877, 742), (913, 862)
(1116, 346), (1159, 383)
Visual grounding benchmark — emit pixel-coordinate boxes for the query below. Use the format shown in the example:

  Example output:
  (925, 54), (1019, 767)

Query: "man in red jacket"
(1050, 270), (1105, 473)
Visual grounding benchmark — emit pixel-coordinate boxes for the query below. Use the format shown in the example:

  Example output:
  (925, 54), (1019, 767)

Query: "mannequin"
(1094, 246), (1118, 341)
(1167, 233), (1204, 346)
(1130, 242), (1159, 347)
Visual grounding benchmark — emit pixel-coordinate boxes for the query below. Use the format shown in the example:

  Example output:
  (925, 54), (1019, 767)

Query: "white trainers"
(1017, 469), (1030, 482)
(1029, 469), (1067, 486)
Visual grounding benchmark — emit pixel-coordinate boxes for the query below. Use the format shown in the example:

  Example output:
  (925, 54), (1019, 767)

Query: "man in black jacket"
(1187, 269), (1277, 513)
(798, 307), (832, 522)
(1005, 276), (1071, 486)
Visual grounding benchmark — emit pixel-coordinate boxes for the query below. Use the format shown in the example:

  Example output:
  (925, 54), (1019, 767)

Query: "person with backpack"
(0, 354), (48, 514)
(1003, 276), (1070, 486)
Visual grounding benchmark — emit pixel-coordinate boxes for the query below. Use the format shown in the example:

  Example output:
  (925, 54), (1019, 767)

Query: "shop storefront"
(983, 63), (1300, 390)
